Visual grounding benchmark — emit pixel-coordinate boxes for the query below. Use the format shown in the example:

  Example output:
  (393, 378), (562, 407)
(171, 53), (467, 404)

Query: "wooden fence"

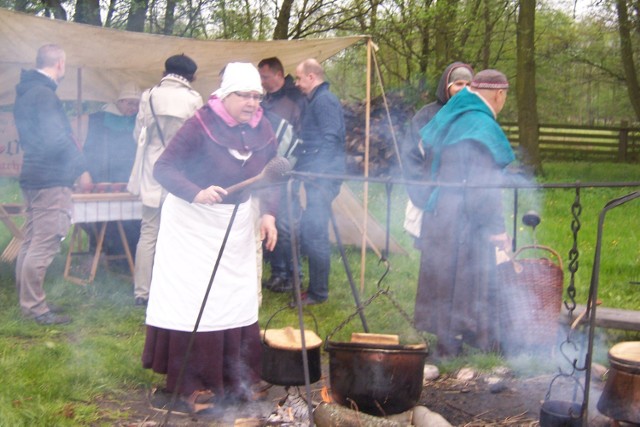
(501, 122), (640, 162)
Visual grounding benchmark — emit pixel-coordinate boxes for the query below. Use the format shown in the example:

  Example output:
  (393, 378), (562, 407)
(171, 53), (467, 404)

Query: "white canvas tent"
(0, 8), (406, 255)
(0, 8), (366, 105)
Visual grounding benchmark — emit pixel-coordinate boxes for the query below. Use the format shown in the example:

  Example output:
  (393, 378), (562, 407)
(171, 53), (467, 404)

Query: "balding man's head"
(295, 58), (325, 95)
(36, 44), (66, 83)
(470, 69), (509, 116)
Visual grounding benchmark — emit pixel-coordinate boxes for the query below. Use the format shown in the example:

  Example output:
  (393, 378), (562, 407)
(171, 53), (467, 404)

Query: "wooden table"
(0, 203), (25, 263)
(64, 192), (142, 285)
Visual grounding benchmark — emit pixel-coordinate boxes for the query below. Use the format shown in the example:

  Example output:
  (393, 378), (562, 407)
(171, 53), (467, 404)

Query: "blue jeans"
(300, 179), (341, 301)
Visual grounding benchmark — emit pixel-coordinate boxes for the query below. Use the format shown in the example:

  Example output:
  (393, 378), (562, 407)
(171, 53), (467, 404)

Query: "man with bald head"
(14, 44), (91, 325)
(291, 58), (345, 306)
(412, 69), (516, 357)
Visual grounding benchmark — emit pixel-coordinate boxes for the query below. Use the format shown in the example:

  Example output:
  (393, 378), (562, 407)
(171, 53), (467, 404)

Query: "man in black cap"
(128, 54), (203, 306)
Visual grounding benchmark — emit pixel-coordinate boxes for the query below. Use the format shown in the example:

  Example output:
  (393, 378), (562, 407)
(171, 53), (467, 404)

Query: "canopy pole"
(359, 38), (372, 293)
(75, 67), (83, 144)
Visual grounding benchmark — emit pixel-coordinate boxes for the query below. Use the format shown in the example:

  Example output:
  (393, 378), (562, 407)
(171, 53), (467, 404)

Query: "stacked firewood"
(343, 92), (415, 177)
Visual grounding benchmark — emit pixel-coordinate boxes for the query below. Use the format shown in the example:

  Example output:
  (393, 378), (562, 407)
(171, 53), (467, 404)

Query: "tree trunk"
(434, 0), (458, 70)
(516, 0), (541, 173)
(273, 0), (294, 39)
(616, 0), (640, 122)
(15, 0), (28, 12)
(42, 0), (68, 20)
(74, 0), (102, 25)
(481, 0), (491, 69)
(164, 0), (176, 35)
(105, 0), (117, 26)
(126, 0), (149, 32)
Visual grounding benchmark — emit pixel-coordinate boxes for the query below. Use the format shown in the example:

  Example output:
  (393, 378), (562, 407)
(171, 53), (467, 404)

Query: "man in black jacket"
(14, 44), (90, 325)
(258, 57), (304, 293)
(292, 58), (345, 306)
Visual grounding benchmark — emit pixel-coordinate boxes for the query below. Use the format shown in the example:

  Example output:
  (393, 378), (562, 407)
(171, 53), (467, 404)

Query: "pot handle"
(544, 373), (585, 404)
(262, 305), (319, 344)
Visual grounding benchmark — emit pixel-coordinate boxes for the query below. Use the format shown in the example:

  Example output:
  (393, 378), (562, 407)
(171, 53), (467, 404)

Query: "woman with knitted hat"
(402, 62), (474, 238)
(141, 62), (278, 414)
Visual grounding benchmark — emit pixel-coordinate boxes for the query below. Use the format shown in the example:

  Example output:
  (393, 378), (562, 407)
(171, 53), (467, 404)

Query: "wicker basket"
(496, 245), (564, 349)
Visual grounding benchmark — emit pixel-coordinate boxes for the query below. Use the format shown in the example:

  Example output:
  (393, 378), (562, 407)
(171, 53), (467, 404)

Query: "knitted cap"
(213, 62), (263, 99)
(448, 66), (473, 85)
(164, 54), (198, 79)
(471, 69), (509, 90)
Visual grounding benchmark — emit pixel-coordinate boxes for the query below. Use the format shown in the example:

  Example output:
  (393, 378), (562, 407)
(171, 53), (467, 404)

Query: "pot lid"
(609, 341), (640, 365)
(263, 326), (323, 350)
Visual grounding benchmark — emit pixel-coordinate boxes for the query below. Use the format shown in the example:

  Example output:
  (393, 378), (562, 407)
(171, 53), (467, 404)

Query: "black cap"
(164, 54), (198, 80)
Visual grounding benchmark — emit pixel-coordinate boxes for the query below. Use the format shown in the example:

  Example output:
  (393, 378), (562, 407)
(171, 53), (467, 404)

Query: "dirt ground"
(96, 365), (618, 427)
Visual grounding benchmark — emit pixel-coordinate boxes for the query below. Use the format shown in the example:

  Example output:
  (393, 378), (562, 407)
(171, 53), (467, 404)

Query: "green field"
(0, 161), (638, 424)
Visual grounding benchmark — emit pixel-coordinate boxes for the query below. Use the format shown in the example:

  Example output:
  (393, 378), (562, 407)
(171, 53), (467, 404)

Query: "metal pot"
(261, 309), (322, 386)
(596, 341), (640, 424)
(261, 335), (322, 386)
(539, 400), (583, 427)
(325, 340), (428, 416)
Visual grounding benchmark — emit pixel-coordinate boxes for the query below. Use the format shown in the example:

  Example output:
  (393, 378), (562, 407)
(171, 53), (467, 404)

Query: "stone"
(423, 364), (440, 381)
(456, 367), (475, 381)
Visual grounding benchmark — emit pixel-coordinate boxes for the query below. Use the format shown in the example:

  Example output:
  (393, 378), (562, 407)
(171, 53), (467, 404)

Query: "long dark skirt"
(413, 143), (505, 358)
(142, 322), (262, 399)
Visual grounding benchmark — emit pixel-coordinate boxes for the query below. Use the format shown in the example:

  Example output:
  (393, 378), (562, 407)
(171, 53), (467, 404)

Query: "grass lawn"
(0, 161), (638, 424)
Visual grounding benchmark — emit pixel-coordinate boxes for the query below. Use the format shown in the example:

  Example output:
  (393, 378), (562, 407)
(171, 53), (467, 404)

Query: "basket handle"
(513, 244), (564, 271)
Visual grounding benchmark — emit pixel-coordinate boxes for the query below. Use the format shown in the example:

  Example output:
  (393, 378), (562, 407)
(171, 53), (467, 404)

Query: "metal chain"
(325, 287), (429, 344)
(564, 186), (582, 314)
(325, 288), (386, 343)
(379, 290), (430, 342)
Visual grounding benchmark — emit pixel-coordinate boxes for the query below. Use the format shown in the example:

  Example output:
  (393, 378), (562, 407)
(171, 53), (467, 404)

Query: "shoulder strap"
(148, 88), (167, 147)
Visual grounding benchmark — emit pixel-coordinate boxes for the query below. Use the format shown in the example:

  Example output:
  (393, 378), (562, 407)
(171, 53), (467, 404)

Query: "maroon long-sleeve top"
(153, 105), (279, 216)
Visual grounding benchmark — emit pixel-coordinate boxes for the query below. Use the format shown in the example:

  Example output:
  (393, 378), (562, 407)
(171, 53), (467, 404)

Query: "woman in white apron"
(141, 62), (278, 413)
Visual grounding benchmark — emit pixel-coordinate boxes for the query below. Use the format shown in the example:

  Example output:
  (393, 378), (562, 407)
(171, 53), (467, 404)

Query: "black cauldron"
(326, 340), (428, 416)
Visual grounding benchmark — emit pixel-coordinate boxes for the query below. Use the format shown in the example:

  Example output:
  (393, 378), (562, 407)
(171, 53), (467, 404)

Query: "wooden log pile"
(343, 92), (415, 177)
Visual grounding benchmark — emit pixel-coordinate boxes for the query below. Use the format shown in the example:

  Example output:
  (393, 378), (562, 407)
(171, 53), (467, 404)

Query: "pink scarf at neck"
(208, 96), (263, 128)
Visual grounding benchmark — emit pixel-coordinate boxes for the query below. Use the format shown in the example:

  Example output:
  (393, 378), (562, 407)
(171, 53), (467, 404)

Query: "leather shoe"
(289, 293), (325, 308)
(34, 312), (72, 325)
(134, 297), (148, 307)
(47, 303), (65, 314)
(265, 276), (293, 293)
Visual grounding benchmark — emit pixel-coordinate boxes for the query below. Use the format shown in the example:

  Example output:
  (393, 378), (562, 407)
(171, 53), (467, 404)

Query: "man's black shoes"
(34, 311), (72, 325)
(135, 297), (148, 307)
(265, 276), (293, 293)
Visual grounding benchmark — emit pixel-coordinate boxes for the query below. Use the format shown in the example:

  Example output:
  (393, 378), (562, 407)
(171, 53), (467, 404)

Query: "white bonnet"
(213, 62), (263, 99)
(117, 81), (141, 101)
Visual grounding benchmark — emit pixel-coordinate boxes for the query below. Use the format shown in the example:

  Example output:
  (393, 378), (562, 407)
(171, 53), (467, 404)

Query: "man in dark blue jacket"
(292, 58), (345, 306)
(14, 44), (90, 325)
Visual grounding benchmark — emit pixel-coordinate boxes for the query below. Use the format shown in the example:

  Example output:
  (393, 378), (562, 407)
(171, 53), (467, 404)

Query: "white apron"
(146, 194), (258, 332)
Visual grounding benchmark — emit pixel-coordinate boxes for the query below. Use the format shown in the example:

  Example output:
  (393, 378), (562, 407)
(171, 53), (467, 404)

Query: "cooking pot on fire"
(597, 341), (640, 424)
(326, 335), (428, 416)
(261, 308), (322, 386)
(539, 374), (584, 427)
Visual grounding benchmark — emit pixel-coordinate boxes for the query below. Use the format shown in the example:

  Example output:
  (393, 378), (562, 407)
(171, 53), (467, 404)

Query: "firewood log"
(314, 402), (405, 427)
